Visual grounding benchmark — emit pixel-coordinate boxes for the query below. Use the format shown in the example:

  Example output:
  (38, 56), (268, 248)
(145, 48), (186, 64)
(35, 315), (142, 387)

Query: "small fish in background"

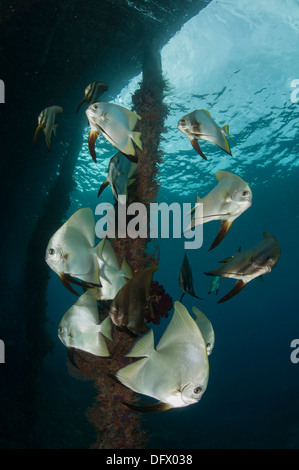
(186, 171), (252, 251)
(177, 109), (232, 160)
(115, 301), (209, 412)
(97, 238), (133, 300)
(179, 252), (201, 302)
(58, 288), (112, 357)
(204, 232), (281, 303)
(45, 207), (102, 295)
(86, 102), (142, 163)
(208, 276), (221, 296)
(109, 265), (158, 336)
(76, 81), (108, 113)
(192, 306), (215, 356)
(97, 152), (137, 200)
(33, 105), (63, 151)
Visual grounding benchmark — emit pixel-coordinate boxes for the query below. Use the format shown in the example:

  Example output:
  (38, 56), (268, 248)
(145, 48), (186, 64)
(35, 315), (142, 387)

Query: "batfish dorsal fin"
(126, 328), (155, 358)
(215, 170), (234, 182)
(202, 109), (212, 117)
(156, 301), (202, 353)
(218, 280), (247, 304)
(66, 207), (95, 247)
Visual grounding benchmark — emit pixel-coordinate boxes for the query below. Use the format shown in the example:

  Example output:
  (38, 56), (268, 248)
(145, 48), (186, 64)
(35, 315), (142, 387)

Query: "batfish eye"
(93, 104), (98, 110)
(242, 191), (249, 197)
(49, 248), (55, 256)
(193, 386), (202, 394)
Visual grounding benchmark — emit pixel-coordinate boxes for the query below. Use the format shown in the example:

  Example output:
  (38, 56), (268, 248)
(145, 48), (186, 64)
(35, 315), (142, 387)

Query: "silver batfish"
(204, 232), (281, 303)
(33, 105), (63, 151)
(86, 102), (142, 163)
(178, 109), (232, 160)
(186, 171), (252, 251)
(115, 301), (209, 412)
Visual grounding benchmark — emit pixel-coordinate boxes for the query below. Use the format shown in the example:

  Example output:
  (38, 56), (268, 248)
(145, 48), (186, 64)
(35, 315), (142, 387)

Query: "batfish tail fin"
(132, 131), (143, 151)
(208, 220), (233, 251)
(218, 280), (247, 304)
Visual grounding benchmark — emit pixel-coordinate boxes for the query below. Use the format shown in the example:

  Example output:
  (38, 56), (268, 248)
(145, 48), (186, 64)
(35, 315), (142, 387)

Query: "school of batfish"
(35, 79), (281, 412)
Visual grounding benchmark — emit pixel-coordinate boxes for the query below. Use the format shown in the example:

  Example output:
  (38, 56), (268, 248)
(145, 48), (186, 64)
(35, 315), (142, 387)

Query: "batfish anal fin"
(97, 178), (110, 198)
(33, 125), (42, 144)
(59, 274), (80, 296)
(208, 220), (233, 252)
(88, 129), (99, 163)
(218, 280), (247, 304)
(121, 401), (173, 413)
(190, 139), (208, 160)
(76, 97), (86, 114)
(120, 150), (138, 164)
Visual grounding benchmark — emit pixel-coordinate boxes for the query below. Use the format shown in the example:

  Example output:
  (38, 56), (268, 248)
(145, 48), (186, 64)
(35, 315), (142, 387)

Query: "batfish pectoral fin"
(97, 178), (110, 198)
(121, 401), (173, 413)
(218, 280), (247, 304)
(59, 274), (80, 296)
(208, 220), (233, 251)
(88, 129), (99, 163)
(190, 139), (208, 160)
(33, 125), (42, 144)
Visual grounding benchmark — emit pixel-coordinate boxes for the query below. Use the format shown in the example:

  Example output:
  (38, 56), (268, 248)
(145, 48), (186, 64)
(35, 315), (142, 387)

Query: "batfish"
(109, 265), (158, 336)
(97, 238), (133, 300)
(86, 102), (142, 163)
(186, 171), (252, 251)
(76, 81), (108, 113)
(33, 105), (63, 151)
(192, 306), (215, 356)
(97, 152), (137, 200)
(204, 232), (281, 303)
(45, 208), (102, 295)
(179, 252), (201, 302)
(58, 288), (112, 357)
(178, 109), (232, 160)
(115, 301), (209, 412)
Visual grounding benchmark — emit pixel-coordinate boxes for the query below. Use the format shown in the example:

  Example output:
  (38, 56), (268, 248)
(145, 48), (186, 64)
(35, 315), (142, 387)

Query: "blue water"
(40, 0), (299, 449)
